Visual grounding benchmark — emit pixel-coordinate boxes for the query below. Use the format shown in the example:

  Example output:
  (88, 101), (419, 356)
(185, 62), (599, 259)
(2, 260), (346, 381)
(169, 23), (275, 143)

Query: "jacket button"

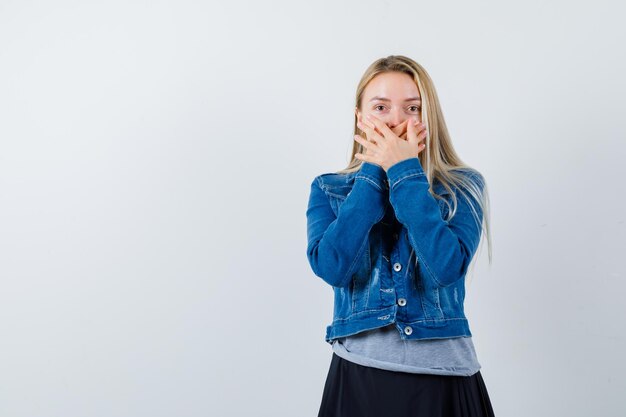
(393, 233), (399, 240)
(404, 326), (413, 335)
(398, 298), (406, 306)
(393, 262), (402, 272)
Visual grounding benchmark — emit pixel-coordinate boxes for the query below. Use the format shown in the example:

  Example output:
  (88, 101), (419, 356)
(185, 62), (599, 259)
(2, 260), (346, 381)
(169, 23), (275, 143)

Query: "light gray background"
(1, 1), (624, 416)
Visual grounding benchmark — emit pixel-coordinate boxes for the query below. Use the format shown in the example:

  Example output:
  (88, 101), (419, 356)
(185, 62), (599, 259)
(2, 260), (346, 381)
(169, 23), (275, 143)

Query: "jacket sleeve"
(306, 162), (388, 288)
(386, 157), (484, 288)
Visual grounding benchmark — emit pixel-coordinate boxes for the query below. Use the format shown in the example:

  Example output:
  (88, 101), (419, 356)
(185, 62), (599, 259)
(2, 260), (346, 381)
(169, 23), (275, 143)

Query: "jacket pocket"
(324, 185), (351, 216)
(412, 267), (446, 324)
(435, 190), (452, 222)
(328, 194), (345, 216)
(332, 286), (352, 320)
(351, 242), (372, 311)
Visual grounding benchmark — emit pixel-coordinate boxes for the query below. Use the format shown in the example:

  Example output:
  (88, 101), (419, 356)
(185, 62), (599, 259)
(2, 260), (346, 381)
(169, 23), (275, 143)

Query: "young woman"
(306, 55), (496, 416)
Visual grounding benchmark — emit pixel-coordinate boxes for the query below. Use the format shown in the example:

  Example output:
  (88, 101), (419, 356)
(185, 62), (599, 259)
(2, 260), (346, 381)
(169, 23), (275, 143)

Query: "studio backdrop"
(0, 1), (624, 416)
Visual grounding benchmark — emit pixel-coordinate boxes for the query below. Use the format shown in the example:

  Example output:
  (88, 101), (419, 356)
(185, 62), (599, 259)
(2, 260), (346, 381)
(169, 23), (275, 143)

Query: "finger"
(361, 117), (385, 136)
(399, 126), (408, 140)
(409, 123), (426, 150)
(365, 114), (396, 142)
(363, 116), (398, 140)
(408, 120), (427, 144)
(358, 118), (379, 136)
(407, 119), (416, 143)
(415, 124), (428, 149)
(356, 120), (374, 144)
(354, 152), (374, 163)
(416, 121), (427, 136)
(400, 119), (412, 140)
(354, 134), (377, 153)
(357, 118), (384, 143)
(417, 126), (428, 139)
(392, 119), (409, 137)
(398, 128), (409, 141)
(418, 127), (428, 145)
(417, 122), (427, 141)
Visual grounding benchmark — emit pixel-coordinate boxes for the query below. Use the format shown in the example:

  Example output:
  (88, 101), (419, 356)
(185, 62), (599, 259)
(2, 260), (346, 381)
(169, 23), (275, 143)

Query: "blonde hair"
(338, 55), (493, 269)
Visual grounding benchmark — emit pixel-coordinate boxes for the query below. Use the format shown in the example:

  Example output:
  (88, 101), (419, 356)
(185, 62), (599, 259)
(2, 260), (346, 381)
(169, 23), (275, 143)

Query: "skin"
(354, 71), (428, 172)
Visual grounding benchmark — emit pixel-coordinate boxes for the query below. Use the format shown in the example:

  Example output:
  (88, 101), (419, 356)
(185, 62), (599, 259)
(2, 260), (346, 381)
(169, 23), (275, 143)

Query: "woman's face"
(356, 71), (422, 133)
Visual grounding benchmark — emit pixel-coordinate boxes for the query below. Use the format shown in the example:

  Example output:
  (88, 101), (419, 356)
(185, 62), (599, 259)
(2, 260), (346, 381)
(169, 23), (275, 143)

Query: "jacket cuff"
(386, 157), (426, 189)
(355, 162), (388, 191)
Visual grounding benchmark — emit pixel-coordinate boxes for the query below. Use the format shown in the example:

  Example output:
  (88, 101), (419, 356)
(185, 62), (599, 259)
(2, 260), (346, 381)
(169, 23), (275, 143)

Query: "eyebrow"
(369, 96), (421, 102)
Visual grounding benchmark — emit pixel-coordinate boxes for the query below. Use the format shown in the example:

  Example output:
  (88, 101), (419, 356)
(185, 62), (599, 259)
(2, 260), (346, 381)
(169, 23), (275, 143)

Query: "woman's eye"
(373, 105), (421, 112)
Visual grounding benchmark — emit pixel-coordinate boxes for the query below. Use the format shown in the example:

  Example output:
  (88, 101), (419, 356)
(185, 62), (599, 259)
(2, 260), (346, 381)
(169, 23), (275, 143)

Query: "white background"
(1, 1), (625, 416)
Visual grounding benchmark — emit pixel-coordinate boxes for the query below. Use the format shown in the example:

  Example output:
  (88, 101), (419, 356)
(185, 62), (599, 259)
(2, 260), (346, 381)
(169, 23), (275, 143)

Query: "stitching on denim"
(341, 237), (368, 288)
(390, 172), (426, 189)
(351, 277), (356, 311)
(407, 232), (445, 287)
(351, 261), (372, 312)
(413, 265), (432, 319)
(404, 317), (468, 325)
(326, 191), (347, 200)
(330, 314), (467, 325)
(433, 288), (444, 317)
(394, 171), (426, 182)
(340, 202), (386, 287)
(364, 252), (372, 306)
(355, 175), (383, 191)
(330, 306), (396, 323)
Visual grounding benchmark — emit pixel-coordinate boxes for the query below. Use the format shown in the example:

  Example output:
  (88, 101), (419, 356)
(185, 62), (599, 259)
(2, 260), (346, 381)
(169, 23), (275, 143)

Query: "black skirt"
(317, 353), (495, 417)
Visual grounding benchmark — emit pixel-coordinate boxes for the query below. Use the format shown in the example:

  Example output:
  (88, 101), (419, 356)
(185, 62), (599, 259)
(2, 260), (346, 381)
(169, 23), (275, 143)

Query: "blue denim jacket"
(306, 157), (484, 344)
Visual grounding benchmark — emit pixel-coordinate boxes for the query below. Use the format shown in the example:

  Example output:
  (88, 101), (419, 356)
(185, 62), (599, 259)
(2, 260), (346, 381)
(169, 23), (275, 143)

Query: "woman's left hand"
(354, 114), (428, 172)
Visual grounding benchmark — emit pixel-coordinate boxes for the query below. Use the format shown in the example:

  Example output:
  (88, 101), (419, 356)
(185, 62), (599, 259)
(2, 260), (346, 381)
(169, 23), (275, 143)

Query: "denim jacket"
(306, 157), (484, 344)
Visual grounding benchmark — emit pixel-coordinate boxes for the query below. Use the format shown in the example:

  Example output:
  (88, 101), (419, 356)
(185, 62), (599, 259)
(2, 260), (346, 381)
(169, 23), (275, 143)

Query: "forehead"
(363, 72), (420, 100)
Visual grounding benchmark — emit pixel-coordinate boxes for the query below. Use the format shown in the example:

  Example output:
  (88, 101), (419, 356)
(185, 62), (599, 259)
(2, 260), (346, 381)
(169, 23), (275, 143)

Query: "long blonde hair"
(338, 55), (493, 269)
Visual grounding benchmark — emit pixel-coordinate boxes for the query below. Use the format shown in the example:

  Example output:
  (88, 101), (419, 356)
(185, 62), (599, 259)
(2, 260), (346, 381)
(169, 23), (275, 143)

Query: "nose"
(387, 108), (405, 129)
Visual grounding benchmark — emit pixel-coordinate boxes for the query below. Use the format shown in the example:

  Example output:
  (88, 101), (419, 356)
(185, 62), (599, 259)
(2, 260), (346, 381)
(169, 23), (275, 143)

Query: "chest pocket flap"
(321, 183), (352, 216)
